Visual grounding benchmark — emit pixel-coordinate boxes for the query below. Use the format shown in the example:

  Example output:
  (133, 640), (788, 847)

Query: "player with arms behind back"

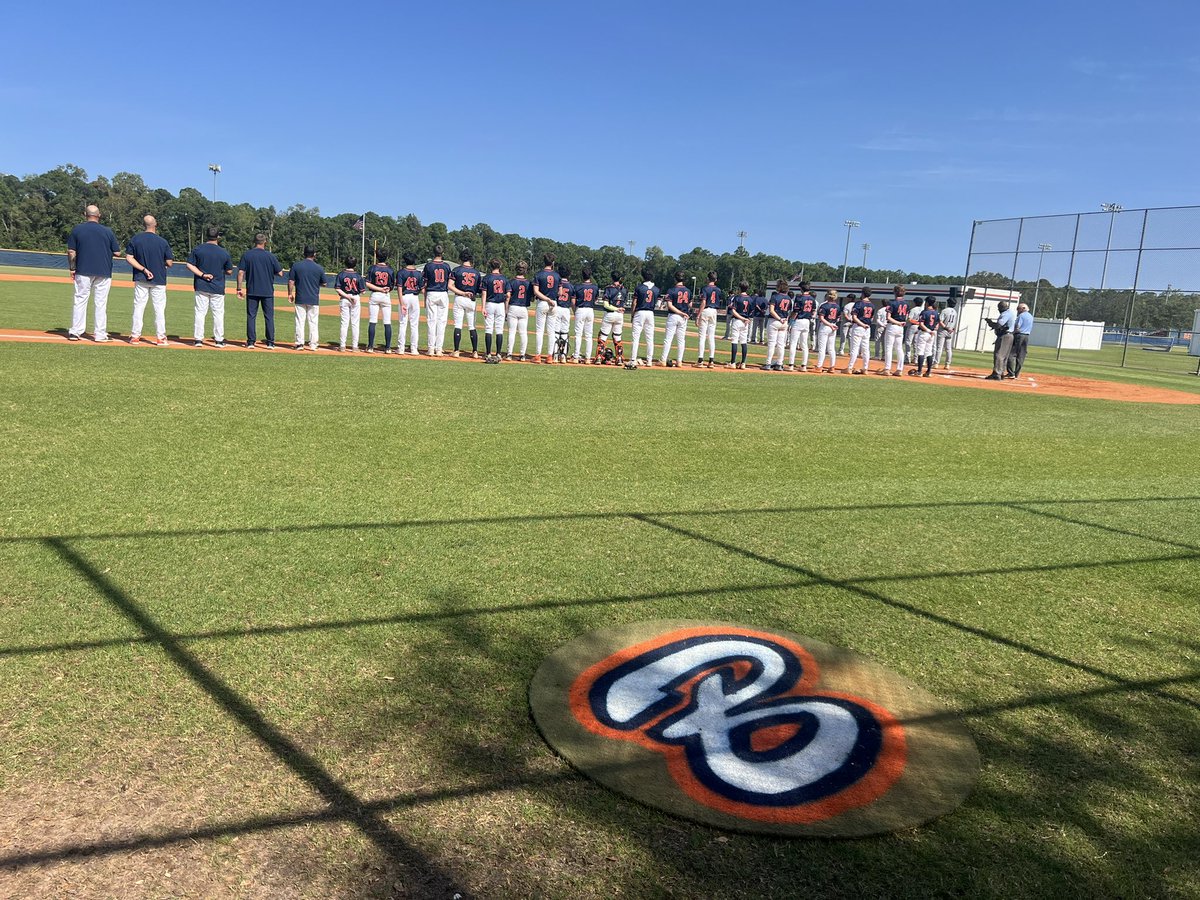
(815, 289), (840, 372)
(481, 258), (509, 361)
(423, 245), (452, 356)
(364, 250), (396, 353)
(725, 282), (752, 369)
(450, 250), (483, 357)
(334, 256), (365, 351)
(659, 271), (691, 368)
(596, 272), (626, 365)
(571, 265), (599, 363)
(696, 271), (722, 368)
(532, 253), (559, 363)
(786, 281), (816, 371)
(630, 268), (659, 367)
(397, 253), (425, 355)
(505, 260), (532, 360)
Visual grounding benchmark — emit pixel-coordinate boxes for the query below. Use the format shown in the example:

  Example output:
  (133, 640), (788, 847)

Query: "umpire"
(984, 300), (1016, 380)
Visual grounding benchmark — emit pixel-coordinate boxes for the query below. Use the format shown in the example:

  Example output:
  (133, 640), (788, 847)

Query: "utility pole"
(861, 243), (870, 283)
(841, 220), (860, 283)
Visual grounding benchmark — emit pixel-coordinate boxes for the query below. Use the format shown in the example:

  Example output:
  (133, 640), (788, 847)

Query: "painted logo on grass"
(530, 621), (979, 837)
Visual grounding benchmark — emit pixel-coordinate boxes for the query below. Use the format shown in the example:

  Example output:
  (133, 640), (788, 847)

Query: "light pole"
(861, 243), (870, 283)
(1033, 243), (1051, 318)
(841, 220), (860, 283)
(208, 164), (221, 202)
(1099, 202), (1122, 290)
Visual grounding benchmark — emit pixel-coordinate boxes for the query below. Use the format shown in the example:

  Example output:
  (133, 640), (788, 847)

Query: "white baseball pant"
(426, 291), (449, 352)
(728, 318), (748, 345)
(631, 310), (655, 362)
(71, 275), (111, 339)
(453, 296), (478, 330)
(294, 303), (319, 348)
(506, 305), (530, 355)
(934, 332), (954, 366)
(599, 310), (623, 339)
(194, 291), (225, 342)
(339, 296), (360, 348)
(399, 293), (421, 352)
(660, 312), (687, 365)
(884, 323), (905, 372)
(765, 319), (788, 366)
(847, 324), (871, 370)
(484, 301), (505, 335)
(368, 292), (393, 325)
(534, 300), (553, 356)
(131, 282), (167, 340)
(574, 307), (595, 359)
(551, 306), (571, 356)
(816, 322), (838, 369)
(787, 319), (810, 367)
(697, 307), (718, 360)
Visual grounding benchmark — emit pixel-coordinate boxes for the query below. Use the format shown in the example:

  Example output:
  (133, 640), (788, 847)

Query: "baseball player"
(749, 292), (767, 344)
(814, 289), (840, 372)
(185, 225), (233, 347)
(571, 266), (599, 363)
(334, 256), (364, 351)
(422, 245), (452, 356)
(287, 246), (327, 351)
(364, 250), (396, 353)
(696, 272), (722, 368)
(786, 281), (816, 371)
(837, 291), (856, 355)
(934, 297), (958, 369)
(505, 260), (532, 360)
(903, 296), (924, 360)
(450, 251), (483, 357)
(883, 286), (910, 376)
(66, 204), (121, 342)
(236, 233), (284, 349)
(397, 253), (425, 354)
(482, 258), (508, 361)
(532, 253), (560, 363)
(660, 272), (692, 368)
(630, 268), (659, 366)
(845, 287), (875, 375)
(126, 215), (174, 345)
(595, 273), (626, 365)
(763, 280), (791, 371)
(910, 297), (939, 377)
(725, 283), (752, 368)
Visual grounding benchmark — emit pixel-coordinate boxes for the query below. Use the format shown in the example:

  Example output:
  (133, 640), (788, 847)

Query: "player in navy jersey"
(397, 253), (425, 354)
(450, 251), (483, 357)
(595, 273), (626, 365)
(185, 226), (234, 347)
(423, 245), (452, 356)
(660, 271), (692, 368)
(725, 282), (752, 369)
(550, 264), (573, 363)
(571, 266), (599, 363)
(815, 289), (841, 372)
(764, 281), (791, 371)
(786, 281), (816, 371)
(504, 260), (532, 360)
(910, 297), (939, 376)
(364, 250), (396, 353)
(532, 254), (559, 363)
(334, 257), (365, 351)
(748, 293), (767, 344)
(883, 285), (909, 376)
(630, 269), (660, 366)
(845, 287), (875, 375)
(482, 258), (509, 361)
(696, 272), (722, 367)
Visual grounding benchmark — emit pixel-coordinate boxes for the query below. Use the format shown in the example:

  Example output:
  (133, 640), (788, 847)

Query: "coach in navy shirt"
(288, 246), (328, 351)
(237, 233), (284, 348)
(186, 226), (233, 347)
(125, 215), (174, 344)
(66, 204), (121, 341)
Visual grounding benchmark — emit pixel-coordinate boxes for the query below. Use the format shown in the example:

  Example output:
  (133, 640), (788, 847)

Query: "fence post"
(1057, 214), (1081, 361)
(1119, 209), (1150, 368)
(958, 220), (977, 355)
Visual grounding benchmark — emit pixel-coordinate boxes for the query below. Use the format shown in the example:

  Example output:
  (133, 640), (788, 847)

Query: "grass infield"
(0, 277), (1198, 898)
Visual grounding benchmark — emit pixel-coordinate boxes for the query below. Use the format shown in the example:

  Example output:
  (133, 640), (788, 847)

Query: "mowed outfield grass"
(0, 277), (1199, 898)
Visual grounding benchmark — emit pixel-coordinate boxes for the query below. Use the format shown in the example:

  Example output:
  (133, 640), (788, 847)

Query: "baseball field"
(1, 273), (1198, 898)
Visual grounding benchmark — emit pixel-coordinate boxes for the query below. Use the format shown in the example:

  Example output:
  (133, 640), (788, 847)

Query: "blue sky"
(3, 0), (1198, 273)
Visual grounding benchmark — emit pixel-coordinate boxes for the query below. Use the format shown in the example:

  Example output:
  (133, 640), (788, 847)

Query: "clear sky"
(3, 0), (1198, 273)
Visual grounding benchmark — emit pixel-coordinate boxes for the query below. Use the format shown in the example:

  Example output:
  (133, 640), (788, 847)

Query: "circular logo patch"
(529, 620), (979, 837)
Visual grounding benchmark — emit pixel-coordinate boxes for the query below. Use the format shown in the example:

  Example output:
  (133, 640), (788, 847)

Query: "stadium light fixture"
(208, 164), (222, 203)
(1033, 243), (1052, 317)
(861, 243), (870, 282)
(1099, 203), (1122, 290)
(841, 220), (860, 282)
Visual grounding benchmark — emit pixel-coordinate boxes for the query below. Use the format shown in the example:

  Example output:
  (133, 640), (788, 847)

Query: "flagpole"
(360, 212), (366, 268)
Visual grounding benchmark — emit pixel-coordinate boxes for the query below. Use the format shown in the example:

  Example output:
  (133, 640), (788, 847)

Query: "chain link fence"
(965, 207), (1200, 376)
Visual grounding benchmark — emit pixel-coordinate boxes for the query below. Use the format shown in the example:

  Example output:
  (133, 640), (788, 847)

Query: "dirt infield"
(3, 327), (1197, 405)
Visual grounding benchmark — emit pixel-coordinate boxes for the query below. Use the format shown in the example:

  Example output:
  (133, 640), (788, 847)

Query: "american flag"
(352, 215), (365, 232)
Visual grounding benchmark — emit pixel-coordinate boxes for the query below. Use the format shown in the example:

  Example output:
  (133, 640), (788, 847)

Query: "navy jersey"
(887, 298), (910, 324)
(852, 300), (875, 326)
(633, 283), (660, 312)
(188, 242), (233, 295)
(508, 276), (531, 307)
(701, 285), (722, 309)
(573, 282), (599, 308)
(818, 300), (840, 324)
(920, 307), (939, 330)
(68, 221), (121, 277)
(534, 268), (559, 303)
(557, 279), (573, 307)
(399, 267), (425, 294)
(728, 293), (752, 319)
(604, 284), (627, 310)
(751, 295), (768, 316)
(769, 293), (791, 318)
(794, 293), (817, 319)
(289, 258), (328, 305)
(451, 265), (482, 296)
(483, 273), (508, 303)
(423, 260), (452, 291)
(666, 286), (692, 316)
(126, 231), (173, 283)
(366, 264), (396, 292)
(238, 247), (283, 297)
(336, 271), (365, 295)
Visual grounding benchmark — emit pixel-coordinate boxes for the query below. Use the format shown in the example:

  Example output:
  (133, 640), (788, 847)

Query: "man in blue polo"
(288, 246), (328, 351)
(237, 233), (284, 349)
(186, 226), (234, 347)
(126, 215), (175, 345)
(1006, 302), (1034, 378)
(66, 204), (121, 342)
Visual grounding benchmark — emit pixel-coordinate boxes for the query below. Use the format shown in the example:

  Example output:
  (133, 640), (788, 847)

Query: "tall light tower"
(841, 220), (860, 283)
(861, 242), (870, 283)
(1033, 243), (1052, 317)
(208, 164), (221, 202)
(627, 240), (636, 258)
(737, 230), (747, 250)
(1099, 202), (1122, 290)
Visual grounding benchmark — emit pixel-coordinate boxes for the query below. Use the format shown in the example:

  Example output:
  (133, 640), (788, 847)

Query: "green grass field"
(1, 276), (1198, 898)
